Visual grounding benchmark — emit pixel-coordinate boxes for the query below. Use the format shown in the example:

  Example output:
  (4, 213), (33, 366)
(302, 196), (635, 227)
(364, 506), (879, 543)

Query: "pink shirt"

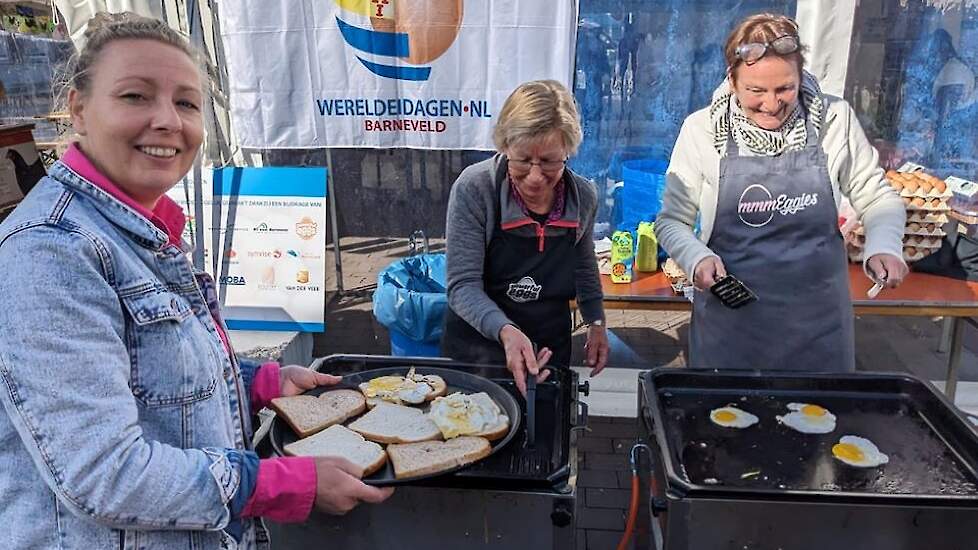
(61, 145), (317, 523)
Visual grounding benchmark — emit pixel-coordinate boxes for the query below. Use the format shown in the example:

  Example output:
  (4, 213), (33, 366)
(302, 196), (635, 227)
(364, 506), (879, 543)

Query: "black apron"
(689, 119), (855, 372)
(441, 178), (577, 367)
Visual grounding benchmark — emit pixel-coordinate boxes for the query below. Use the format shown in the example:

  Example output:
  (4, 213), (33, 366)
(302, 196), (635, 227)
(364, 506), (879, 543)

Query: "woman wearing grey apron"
(657, 14), (908, 372)
(442, 81), (610, 395)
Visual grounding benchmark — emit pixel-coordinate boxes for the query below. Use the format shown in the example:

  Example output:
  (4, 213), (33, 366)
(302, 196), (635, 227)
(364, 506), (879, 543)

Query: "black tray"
(269, 365), (522, 486)
(642, 368), (978, 505)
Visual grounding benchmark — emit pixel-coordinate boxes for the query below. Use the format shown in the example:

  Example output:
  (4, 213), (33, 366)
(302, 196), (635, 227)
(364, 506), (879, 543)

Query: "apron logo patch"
(507, 276), (542, 303)
(737, 184), (819, 227)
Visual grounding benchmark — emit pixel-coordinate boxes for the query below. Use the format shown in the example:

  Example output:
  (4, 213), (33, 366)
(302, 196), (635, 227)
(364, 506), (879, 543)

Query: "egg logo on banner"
(334, 0), (463, 81)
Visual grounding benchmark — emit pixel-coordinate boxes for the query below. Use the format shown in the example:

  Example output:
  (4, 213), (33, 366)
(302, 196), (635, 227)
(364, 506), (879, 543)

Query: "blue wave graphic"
(357, 57), (431, 81)
(336, 16), (410, 57)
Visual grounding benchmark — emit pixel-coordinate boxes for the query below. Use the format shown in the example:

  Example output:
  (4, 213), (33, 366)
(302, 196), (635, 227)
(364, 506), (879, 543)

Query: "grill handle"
(572, 399), (589, 429)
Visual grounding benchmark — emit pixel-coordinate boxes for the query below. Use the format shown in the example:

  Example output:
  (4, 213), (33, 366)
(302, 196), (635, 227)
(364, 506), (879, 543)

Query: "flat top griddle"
(644, 369), (978, 503)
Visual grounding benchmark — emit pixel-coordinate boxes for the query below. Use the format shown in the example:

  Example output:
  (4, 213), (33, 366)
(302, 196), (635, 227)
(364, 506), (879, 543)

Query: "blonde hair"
(724, 13), (806, 78)
(493, 80), (582, 156)
(56, 12), (202, 109)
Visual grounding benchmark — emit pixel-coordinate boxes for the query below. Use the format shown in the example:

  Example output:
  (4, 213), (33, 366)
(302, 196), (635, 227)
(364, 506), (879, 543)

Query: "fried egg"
(777, 403), (837, 434)
(832, 435), (889, 468)
(359, 375), (431, 405)
(428, 392), (507, 439)
(709, 406), (759, 429)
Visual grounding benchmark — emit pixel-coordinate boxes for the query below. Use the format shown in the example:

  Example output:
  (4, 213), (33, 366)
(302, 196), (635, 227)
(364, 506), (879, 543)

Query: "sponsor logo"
(296, 269), (310, 284)
(737, 184), (819, 228)
(506, 276), (542, 303)
(287, 249), (300, 258)
(247, 249), (283, 259)
(259, 266), (277, 290)
(219, 275), (247, 286)
(253, 222), (289, 233)
(295, 217), (318, 240)
(334, 0), (463, 81)
(286, 284), (321, 292)
(219, 225), (250, 233)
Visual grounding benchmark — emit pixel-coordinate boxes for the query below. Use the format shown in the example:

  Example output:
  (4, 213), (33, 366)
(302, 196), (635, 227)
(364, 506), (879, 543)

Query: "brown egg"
(904, 178), (920, 193)
(935, 179), (947, 193)
(926, 223), (936, 232)
(930, 198), (942, 208)
(919, 179), (933, 193)
(907, 222), (921, 232)
(911, 197), (926, 207)
(904, 246), (917, 256)
(372, 0), (464, 65)
(891, 179), (904, 191)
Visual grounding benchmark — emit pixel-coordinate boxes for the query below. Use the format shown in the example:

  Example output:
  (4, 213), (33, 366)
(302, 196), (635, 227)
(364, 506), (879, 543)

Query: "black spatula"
(710, 274), (758, 309)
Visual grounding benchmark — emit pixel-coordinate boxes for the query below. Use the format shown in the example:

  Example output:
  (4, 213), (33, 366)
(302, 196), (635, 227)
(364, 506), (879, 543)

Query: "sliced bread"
(386, 436), (492, 479)
(271, 389), (366, 438)
(347, 402), (442, 444)
(284, 425), (387, 477)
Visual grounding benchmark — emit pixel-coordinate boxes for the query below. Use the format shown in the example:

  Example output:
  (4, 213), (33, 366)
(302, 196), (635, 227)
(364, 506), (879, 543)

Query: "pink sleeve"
(241, 457), (317, 522)
(250, 362), (281, 411)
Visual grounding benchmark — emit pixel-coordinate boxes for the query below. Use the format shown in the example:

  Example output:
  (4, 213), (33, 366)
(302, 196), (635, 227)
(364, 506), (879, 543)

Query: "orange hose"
(617, 473), (641, 550)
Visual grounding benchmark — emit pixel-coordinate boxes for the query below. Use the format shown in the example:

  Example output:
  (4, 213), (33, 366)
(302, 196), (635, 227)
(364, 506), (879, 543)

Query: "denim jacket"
(0, 162), (266, 550)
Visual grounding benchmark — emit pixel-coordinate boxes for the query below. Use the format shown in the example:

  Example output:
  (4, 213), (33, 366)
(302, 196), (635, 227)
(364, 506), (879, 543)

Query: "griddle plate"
(663, 390), (978, 495)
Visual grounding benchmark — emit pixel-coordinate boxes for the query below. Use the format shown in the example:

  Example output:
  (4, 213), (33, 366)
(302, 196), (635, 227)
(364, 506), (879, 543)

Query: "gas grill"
(258, 355), (589, 550)
(637, 368), (978, 550)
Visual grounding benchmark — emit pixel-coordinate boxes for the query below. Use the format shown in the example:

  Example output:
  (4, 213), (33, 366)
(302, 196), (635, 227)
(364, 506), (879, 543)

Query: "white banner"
(218, 0), (578, 150)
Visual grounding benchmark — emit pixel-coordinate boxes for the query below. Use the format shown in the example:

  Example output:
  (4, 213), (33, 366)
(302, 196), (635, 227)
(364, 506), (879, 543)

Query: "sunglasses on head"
(735, 34), (800, 66)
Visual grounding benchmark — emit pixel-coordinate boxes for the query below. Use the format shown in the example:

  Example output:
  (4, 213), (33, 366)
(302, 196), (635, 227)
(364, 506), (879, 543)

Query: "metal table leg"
(945, 317), (964, 403)
(939, 316), (954, 353)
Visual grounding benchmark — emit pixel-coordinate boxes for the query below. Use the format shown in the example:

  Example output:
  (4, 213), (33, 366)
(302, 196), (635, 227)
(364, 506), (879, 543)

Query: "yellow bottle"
(635, 222), (658, 272)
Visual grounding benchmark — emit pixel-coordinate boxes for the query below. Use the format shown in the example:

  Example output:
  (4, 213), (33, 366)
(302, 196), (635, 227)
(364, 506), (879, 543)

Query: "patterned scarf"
(710, 70), (825, 156)
(509, 175), (566, 223)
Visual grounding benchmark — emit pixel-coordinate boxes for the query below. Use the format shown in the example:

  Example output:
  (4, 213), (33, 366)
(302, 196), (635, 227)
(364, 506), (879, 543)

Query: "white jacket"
(656, 95), (906, 279)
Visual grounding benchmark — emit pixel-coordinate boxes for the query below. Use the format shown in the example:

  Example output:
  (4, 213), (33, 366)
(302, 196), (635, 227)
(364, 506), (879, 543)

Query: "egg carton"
(904, 222), (946, 237)
(903, 196), (952, 211)
(852, 234), (942, 249)
(848, 247), (936, 264)
(886, 169), (952, 198)
(902, 234), (943, 248)
(907, 211), (949, 224)
(853, 223), (946, 237)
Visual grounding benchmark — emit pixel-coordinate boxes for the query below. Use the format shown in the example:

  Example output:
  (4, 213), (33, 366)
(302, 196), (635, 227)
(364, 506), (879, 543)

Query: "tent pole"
(325, 148), (343, 294)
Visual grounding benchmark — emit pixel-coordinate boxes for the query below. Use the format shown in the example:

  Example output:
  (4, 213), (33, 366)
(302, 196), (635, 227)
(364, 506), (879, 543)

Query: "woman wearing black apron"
(657, 14), (909, 372)
(441, 80), (609, 395)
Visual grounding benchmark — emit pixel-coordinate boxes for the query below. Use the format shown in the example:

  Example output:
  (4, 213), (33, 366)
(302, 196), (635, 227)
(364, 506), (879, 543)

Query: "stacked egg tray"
(848, 169), (950, 263)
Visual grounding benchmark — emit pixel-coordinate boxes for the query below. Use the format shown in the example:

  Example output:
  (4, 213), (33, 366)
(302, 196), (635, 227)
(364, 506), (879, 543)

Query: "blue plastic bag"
(619, 158), (669, 233)
(372, 253), (447, 350)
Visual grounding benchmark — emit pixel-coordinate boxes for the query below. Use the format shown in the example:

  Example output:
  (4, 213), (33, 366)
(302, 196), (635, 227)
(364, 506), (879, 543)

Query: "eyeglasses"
(735, 35), (800, 66)
(508, 157), (567, 175)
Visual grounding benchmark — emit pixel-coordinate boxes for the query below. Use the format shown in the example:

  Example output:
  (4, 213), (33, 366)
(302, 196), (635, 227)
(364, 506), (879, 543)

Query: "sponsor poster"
(209, 167), (327, 332)
(218, 0), (577, 149)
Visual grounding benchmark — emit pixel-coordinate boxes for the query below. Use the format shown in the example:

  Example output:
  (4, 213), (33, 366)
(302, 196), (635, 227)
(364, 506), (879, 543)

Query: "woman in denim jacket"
(0, 12), (391, 550)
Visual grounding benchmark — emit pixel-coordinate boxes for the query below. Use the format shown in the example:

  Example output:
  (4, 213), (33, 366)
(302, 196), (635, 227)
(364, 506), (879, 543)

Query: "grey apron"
(689, 119), (855, 372)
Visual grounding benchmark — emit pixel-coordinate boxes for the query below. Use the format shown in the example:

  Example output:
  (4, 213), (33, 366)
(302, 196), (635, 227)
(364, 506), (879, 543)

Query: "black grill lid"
(642, 369), (978, 504)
